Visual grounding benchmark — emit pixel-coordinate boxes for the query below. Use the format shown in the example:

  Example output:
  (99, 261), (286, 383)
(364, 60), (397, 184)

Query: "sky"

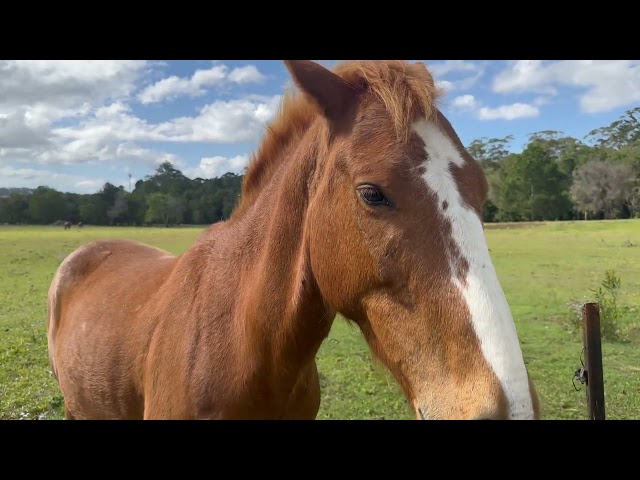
(1, 60), (639, 194)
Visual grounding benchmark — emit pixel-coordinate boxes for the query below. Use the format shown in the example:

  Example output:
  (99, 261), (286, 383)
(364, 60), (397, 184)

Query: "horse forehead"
(410, 117), (486, 207)
(348, 112), (475, 196)
(413, 119), (466, 169)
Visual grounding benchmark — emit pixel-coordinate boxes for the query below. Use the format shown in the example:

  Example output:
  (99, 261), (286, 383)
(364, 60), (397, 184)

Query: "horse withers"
(47, 59), (540, 420)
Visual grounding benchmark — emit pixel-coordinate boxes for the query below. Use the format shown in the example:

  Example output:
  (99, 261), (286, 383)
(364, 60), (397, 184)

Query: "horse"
(47, 60), (540, 420)
(63, 221), (71, 230)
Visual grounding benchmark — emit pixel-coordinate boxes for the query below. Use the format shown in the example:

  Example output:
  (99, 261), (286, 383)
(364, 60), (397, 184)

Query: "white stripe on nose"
(413, 118), (535, 420)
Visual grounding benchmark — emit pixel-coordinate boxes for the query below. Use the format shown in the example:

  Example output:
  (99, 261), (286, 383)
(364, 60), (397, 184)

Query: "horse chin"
(416, 407), (429, 420)
(413, 403), (495, 420)
(410, 399), (429, 420)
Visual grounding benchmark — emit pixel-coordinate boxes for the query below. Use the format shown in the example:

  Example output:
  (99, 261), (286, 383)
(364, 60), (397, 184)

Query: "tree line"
(1, 107), (639, 226)
(468, 107), (640, 221)
(0, 163), (242, 227)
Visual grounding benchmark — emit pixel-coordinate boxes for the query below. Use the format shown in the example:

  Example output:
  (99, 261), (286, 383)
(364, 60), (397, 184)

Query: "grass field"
(1, 220), (639, 420)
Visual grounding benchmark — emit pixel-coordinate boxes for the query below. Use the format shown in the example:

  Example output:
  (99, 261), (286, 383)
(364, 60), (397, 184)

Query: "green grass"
(1, 220), (639, 420)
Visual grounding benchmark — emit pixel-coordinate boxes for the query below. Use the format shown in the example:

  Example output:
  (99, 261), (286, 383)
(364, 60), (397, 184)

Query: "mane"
(232, 60), (444, 217)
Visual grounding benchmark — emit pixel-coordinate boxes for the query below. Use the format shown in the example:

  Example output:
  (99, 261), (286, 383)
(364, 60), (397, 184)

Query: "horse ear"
(283, 60), (360, 129)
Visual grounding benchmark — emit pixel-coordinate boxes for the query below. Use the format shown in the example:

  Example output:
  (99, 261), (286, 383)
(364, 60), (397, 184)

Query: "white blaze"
(413, 118), (534, 419)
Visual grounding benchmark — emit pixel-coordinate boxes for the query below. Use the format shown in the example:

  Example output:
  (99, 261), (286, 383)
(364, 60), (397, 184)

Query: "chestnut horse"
(47, 60), (540, 420)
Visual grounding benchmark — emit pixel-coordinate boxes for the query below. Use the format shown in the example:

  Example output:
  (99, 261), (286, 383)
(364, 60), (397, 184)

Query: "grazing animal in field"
(47, 60), (540, 420)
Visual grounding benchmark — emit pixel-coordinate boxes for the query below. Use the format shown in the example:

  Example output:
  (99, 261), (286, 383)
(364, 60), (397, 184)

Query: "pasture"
(1, 220), (639, 420)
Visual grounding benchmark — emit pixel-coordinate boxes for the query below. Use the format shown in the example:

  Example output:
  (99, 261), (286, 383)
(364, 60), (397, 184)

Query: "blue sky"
(1, 60), (639, 193)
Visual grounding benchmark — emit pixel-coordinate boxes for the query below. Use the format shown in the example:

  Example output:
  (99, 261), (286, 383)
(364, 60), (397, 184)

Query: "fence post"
(582, 303), (606, 420)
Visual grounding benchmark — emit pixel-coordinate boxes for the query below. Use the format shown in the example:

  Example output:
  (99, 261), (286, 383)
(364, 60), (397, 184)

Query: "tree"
(107, 190), (129, 225)
(144, 193), (185, 227)
(0, 193), (29, 224)
(466, 136), (514, 169)
(585, 107), (640, 150)
(138, 161), (191, 197)
(556, 143), (607, 178)
(78, 195), (106, 225)
(610, 143), (640, 175)
(166, 195), (186, 225)
(28, 187), (69, 224)
(626, 185), (640, 218)
(466, 137), (516, 222)
(570, 160), (635, 219)
(495, 144), (572, 221)
(145, 193), (170, 226)
(99, 182), (123, 206)
(126, 193), (146, 225)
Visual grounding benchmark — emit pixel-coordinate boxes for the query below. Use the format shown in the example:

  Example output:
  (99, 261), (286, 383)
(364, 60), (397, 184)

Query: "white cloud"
(454, 71), (485, 91)
(429, 60), (479, 77)
(138, 63), (267, 104)
(451, 94), (478, 110)
(186, 154), (250, 179)
(0, 60), (148, 103)
(0, 60), (149, 119)
(0, 165), (106, 193)
(428, 60), (485, 92)
(228, 65), (266, 84)
(0, 104), (183, 169)
(436, 80), (454, 92)
(449, 94), (539, 121)
(21, 94), (280, 168)
(0, 67), (279, 192)
(0, 60), (151, 155)
(477, 103), (539, 121)
(492, 60), (640, 113)
(153, 96), (281, 143)
(0, 61), (278, 169)
(37, 137), (182, 168)
(0, 109), (52, 148)
(493, 60), (552, 94)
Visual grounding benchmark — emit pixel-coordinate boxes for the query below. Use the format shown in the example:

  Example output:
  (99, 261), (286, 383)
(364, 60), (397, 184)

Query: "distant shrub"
(567, 269), (623, 342)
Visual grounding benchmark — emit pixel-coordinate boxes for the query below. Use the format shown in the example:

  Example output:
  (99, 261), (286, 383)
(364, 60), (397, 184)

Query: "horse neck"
(208, 126), (334, 383)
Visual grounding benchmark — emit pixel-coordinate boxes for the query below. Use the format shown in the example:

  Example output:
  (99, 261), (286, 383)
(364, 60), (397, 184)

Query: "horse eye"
(357, 185), (389, 206)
